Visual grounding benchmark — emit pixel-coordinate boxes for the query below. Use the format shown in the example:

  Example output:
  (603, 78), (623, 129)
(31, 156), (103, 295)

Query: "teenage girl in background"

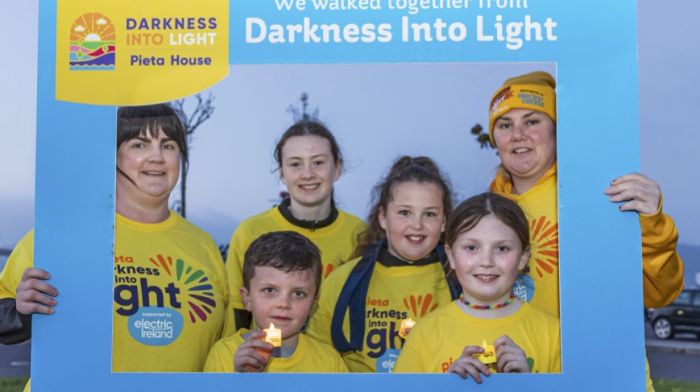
(226, 121), (364, 330)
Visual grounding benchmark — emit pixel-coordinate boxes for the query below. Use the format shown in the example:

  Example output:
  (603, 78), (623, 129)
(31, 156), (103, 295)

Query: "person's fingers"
(609, 173), (653, 187)
(617, 200), (645, 212)
(494, 335), (529, 373)
(244, 338), (274, 352)
(460, 345), (484, 356)
(248, 330), (267, 340)
(15, 293), (55, 315)
(501, 359), (517, 373)
(235, 347), (269, 372)
(449, 356), (490, 383)
(464, 364), (485, 384)
(235, 353), (265, 372)
(614, 197), (658, 215)
(604, 182), (660, 214)
(494, 335), (515, 348)
(499, 355), (529, 373)
(19, 269), (59, 297)
(16, 302), (54, 315)
(606, 183), (656, 201)
(447, 362), (468, 379)
(18, 279), (59, 298)
(15, 281), (58, 315)
(20, 268), (51, 282)
(464, 355), (491, 377)
(496, 352), (517, 372)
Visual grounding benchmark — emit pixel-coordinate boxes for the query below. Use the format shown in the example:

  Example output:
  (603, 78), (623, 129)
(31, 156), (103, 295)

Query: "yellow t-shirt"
(226, 206), (364, 311)
(204, 329), (348, 372)
(490, 166), (560, 317)
(394, 302), (561, 374)
(305, 254), (453, 373)
(0, 211), (230, 372)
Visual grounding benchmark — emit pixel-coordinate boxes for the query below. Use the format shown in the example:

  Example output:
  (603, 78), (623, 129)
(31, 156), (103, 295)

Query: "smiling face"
(493, 108), (556, 194)
(378, 181), (446, 262)
(241, 266), (317, 344)
(446, 214), (529, 306)
(280, 135), (341, 211)
(116, 127), (180, 208)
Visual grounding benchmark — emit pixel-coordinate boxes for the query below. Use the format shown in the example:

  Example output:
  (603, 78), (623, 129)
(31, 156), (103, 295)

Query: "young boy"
(204, 231), (348, 372)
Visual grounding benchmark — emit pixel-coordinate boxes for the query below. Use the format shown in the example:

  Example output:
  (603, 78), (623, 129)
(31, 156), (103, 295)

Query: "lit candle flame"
(263, 322), (282, 348)
(399, 318), (416, 339)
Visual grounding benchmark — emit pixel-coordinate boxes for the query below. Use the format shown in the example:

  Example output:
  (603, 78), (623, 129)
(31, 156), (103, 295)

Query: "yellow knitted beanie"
(488, 71), (557, 146)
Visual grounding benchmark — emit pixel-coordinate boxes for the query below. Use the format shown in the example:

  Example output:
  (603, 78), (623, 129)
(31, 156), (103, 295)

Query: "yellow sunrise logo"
(70, 12), (116, 70)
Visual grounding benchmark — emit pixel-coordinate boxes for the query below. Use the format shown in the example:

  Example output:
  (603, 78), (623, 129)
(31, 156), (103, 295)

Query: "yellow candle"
(398, 318), (416, 339)
(263, 322), (282, 348)
(477, 339), (497, 365)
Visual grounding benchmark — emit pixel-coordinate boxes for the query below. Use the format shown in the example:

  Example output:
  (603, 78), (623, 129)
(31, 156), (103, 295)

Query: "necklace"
(460, 292), (515, 310)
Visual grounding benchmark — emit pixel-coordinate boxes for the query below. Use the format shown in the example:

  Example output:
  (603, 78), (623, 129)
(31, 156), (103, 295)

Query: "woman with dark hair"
(225, 120), (364, 330)
(0, 104), (230, 373)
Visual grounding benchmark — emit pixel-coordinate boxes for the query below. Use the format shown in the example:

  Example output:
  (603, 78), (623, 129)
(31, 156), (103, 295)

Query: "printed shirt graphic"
(306, 257), (452, 373)
(491, 166), (560, 317)
(393, 302), (561, 374)
(113, 212), (229, 371)
(203, 329), (348, 373)
(226, 207), (364, 310)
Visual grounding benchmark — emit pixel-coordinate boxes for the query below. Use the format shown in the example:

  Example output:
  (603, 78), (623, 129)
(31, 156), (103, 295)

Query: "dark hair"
(445, 192), (530, 254)
(242, 231), (322, 294)
(117, 104), (188, 170)
(353, 156), (454, 258)
(273, 120), (343, 171)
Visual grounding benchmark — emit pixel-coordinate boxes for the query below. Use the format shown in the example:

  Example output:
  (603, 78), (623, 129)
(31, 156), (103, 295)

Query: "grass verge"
(653, 379), (700, 392)
(0, 378), (28, 392)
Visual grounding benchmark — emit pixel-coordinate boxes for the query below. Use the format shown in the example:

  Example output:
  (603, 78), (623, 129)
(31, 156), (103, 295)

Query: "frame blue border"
(33, 1), (645, 390)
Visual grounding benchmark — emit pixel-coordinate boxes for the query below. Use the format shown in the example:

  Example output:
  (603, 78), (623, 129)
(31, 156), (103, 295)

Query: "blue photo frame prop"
(33, 0), (644, 390)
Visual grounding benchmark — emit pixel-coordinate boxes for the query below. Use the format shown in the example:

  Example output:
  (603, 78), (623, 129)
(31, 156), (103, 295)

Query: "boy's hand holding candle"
(234, 329), (274, 372)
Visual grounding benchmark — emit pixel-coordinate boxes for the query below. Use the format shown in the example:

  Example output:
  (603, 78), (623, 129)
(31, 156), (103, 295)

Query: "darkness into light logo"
(70, 12), (116, 70)
(149, 254), (217, 323)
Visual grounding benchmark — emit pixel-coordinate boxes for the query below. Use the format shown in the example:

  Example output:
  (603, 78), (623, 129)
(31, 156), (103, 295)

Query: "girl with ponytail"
(306, 156), (460, 373)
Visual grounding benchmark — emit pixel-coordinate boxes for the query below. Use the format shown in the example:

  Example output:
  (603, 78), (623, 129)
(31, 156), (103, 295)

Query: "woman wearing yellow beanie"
(488, 70), (683, 316)
(487, 71), (683, 391)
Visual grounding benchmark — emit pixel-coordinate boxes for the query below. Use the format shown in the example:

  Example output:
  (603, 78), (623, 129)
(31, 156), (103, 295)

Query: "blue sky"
(1, 1), (699, 248)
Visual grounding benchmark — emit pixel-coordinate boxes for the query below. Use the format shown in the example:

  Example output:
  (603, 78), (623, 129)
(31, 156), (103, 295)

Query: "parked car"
(646, 289), (700, 340)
